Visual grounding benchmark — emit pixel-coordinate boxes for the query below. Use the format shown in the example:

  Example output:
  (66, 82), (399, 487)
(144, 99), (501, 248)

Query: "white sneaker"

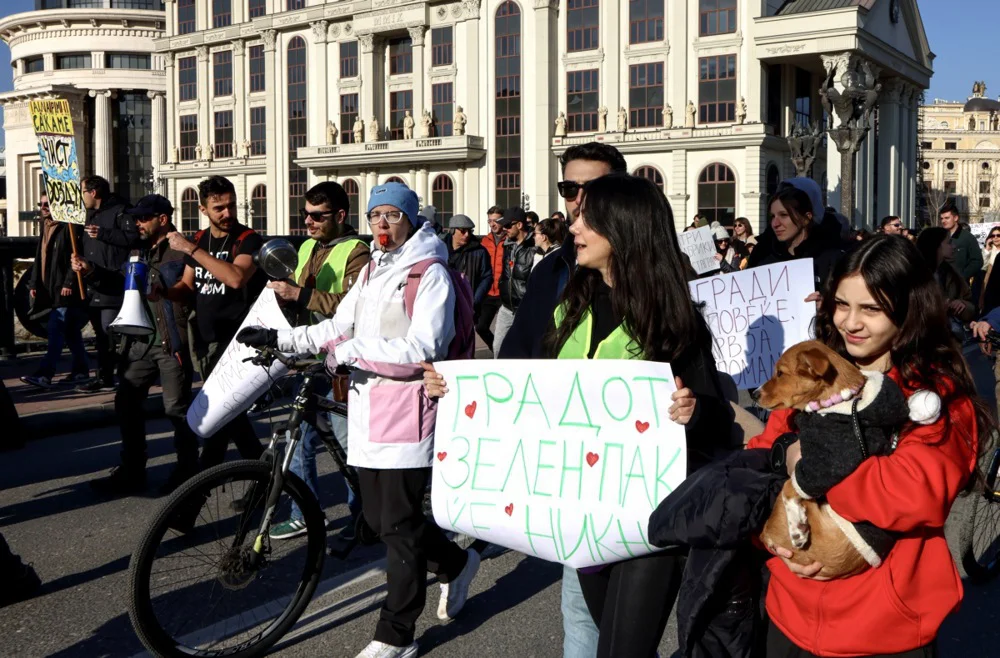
(437, 548), (480, 621)
(354, 640), (418, 658)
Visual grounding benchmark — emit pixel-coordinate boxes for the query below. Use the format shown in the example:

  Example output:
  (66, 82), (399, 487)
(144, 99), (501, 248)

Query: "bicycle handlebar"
(242, 346), (321, 372)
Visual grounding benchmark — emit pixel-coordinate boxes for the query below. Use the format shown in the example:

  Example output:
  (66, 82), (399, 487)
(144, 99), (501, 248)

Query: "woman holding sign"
(427, 174), (737, 657)
(749, 235), (987, 657)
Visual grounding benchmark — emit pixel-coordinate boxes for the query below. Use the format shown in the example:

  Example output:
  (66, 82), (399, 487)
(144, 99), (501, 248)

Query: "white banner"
(677, 226), (719, 275)
(187, 288), (293, 438)
(969, 222), (998, 248)
(431, 359), (687, 568)
(689, 260), (816, 390)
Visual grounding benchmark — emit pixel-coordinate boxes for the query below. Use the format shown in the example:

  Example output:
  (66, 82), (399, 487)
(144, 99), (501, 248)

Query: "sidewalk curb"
(20, 394), (166, 440)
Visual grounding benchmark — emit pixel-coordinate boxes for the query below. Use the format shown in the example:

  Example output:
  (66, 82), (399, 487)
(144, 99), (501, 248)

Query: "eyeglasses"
(133, 215), (159, 224)
(991, 233), (1000, 239)
(299, 208), (336, 222)
(38, 202), (49, 208)
(366, 210), (405, 224)
(890, 223), (903, 228)
(557, 181), (584, 200)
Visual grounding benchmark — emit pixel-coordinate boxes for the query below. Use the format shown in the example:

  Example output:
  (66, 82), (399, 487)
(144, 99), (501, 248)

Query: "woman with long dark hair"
(733, 216), (756, 247)
(916, 227), (976, 336)
(748, 234), (985, 657)
(532, 216), (565, 268)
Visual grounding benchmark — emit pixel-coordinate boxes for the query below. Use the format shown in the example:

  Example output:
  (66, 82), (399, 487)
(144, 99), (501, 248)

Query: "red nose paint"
(378, 234), (390, 247)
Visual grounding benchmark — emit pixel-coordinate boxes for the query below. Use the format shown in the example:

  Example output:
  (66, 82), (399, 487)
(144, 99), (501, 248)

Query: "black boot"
(0, 533), (41, 607)
(90, 465), (147, 497)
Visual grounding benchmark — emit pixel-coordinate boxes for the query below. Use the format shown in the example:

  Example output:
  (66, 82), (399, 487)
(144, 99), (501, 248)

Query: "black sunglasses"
(557, 181), (584, 200)
(299, 208), (336, 222)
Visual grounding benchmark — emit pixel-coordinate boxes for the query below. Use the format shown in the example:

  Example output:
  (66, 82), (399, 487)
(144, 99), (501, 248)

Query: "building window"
(920, 141), (933, 149)
(179, 115), (198, 161)
(432, 83), (454, 137)
(766, 64), (781, 129)
(340, 93), (359, 144)
(181, 188), (200, 233)
(343, 179), (360, 229)
(495, 1), (522, 210)
(177, 0), (196, 35)
(251, 184), (267, 234)
(214, 111), (234, 158)
(567, 0), (600, 52)
(340, 41), (358, 78)
(629, 63), (663, 129)
(698, 163), (736, 226)
(981, 180), (991, 194)
(699, 54), (737, 124)
(567, 69), (599, 133)
(944, 181), (957, 196)
(389, 90), (413, 140)
(250, 106), (266, 155)
(56, 54), (92, 70)
(212, 0), (232, 28)
(249, 45), (265, 92)
(433, 175), (455, 224)
(945, 142), (957, 150)
(389, 38), (413, 75)
(794, 67), (811, 128)
(178, 56), (197, 101)
(766, 163), (780, 198)
(248, 0), (266, 19)
(288, 36), (308, 235)
(24, 56), (44, 73)
(105, 53), (151, 69)
(629, 0), (664, 45)
(113, 92), (152, 205)
(213, 51), (233, 96)
(634, 166), (664, 191)
(287, 0), (305, 9)
(432, 27), (453, 67)
(947, 162), (955, 170)
(700, 0), (737, 36)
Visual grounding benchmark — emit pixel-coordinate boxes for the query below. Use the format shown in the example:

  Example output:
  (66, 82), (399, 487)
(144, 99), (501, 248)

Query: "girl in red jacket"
(749, 235), (988, 657)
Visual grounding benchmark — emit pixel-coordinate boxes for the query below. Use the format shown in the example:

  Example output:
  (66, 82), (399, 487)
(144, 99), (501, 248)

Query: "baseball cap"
(367, 182), (420, 227)
(498, 207), (527, 228)
(125, 194), (173, 218)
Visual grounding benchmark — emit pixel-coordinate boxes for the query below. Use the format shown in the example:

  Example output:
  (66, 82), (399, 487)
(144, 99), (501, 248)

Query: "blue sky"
(0, 0), (995, 147)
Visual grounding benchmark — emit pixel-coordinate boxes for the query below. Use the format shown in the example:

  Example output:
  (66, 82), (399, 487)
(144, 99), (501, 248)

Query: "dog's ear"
(796, 347), (835, 381)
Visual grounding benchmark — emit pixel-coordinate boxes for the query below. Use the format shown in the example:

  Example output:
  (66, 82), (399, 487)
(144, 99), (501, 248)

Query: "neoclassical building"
(919, 82), (1000, 224)
(0, 1), (167, 237)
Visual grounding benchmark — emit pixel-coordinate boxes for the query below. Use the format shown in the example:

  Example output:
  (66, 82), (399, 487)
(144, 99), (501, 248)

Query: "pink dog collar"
(805, 385), (862, 413)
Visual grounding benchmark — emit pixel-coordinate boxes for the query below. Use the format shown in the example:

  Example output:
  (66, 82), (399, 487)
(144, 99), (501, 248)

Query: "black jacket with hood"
(445, 236), (493, 308)
(81, 193), (137, 308)
(747, 211), (846, 290)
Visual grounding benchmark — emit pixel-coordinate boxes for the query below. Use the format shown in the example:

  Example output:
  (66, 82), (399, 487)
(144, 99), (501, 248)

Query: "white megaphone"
(110, 255), (155, 336)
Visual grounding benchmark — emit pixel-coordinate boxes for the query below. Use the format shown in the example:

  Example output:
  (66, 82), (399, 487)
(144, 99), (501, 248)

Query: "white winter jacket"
(277, 224), (456, 469)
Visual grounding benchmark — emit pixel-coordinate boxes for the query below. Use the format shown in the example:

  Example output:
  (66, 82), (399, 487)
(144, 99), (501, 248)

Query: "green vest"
(294, 237), (365, 295)
(554, 303), (641, 360)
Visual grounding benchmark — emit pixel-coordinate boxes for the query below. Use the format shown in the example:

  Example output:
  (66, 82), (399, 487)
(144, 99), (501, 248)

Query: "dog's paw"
(784, 496), (811, 550)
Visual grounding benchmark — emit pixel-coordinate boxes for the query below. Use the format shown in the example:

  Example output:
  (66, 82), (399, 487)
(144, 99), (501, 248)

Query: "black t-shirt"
(185, 224), (266, 344)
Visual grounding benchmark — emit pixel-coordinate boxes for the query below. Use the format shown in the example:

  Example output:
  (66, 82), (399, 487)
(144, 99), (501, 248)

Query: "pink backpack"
(364, 258), (476, 360)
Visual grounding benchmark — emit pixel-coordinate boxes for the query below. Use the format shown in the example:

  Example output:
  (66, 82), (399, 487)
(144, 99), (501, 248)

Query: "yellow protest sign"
(29, 98), (86, 225)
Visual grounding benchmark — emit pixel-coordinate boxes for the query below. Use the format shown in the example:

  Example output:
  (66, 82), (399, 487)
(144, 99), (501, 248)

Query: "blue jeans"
(289, 383), (359, 523)
(562, 564), (599, 658)
(38, 306), (89, 379)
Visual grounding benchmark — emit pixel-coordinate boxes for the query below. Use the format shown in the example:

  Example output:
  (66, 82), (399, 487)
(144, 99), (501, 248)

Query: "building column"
(456, 165), (466, 215)
(164, 54), (176, 160)
(310, 21), (329, 148)
(667, 0), (688, 114)
(408, 27), (426, 120)
(196, 46), (211, 157)
(358, 169), (369, 234)
(877, 78), (903, 219)
(147, 91), (167, 194)
(603, 0), (621, 118)
(261, 30), (279, 233)
(232, 40), (247, 147)
(455, 10), (480, 137)
(527, 2), (558, 216)
(416, 168), (429, 205)
(367, 170), (378, 193)
(744, 145), (764, 230)
(898, 85), (913, 224)
(89, 89), (114, 181)
(359, 34), (376, 133)
(669, 149), (689, 232)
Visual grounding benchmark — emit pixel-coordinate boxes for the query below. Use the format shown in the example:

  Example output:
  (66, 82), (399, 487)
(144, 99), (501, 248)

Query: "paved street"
(1, 404), (998, 657)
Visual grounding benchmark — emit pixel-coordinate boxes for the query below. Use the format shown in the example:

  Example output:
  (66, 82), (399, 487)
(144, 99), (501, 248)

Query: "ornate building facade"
(0, 1), (167, 237)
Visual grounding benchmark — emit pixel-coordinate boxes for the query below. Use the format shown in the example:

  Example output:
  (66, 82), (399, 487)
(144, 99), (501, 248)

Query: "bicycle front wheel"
(127, 459), (326, 658)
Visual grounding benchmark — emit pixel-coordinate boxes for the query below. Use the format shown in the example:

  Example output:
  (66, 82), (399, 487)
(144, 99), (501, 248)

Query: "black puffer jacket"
(82, 194), (136, 308)
(446, 236), (493, 308)
(499, 235), (535, 311)
(30, 220), (86, 313)
(747, 212), (846, 290)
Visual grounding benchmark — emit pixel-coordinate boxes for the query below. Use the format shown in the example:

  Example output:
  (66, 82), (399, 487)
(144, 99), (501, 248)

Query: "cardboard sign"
(431, 359), (687, 569)
(187, 289), (293, 438)
(689, 260), (816, 390)
(29, 99), (85, 225)
(970, 222), (999, 247)
(677, 226), (718, 275)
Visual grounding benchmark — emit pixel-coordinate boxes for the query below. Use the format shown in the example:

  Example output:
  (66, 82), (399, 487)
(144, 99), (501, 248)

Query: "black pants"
(116, 342), (199, 470)
(578, 551), (685, 658)
(358, 467), (468, 647)
(195, 339), (264, 469)
(88, 306), (118, 385)
(766, 622), (937, 657)
(475, 295), (502, 351)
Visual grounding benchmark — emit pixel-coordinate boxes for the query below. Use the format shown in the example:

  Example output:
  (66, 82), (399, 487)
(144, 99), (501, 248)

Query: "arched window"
(633, 166), (664, 191)
(181, 188), (200, 234)
(385, 176), (406, 185)
(765, 163), (780, 198)
(343, 178), (360, 229)
(251, 184), (267, 234)
(432, 175), (455, 224)
(495, 2), (522, 211)
(698, 163), (736, 226)
(287, 36), (307, 235)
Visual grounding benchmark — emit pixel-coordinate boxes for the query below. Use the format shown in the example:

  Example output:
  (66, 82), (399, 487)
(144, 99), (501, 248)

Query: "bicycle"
(126, 347), (375, 658)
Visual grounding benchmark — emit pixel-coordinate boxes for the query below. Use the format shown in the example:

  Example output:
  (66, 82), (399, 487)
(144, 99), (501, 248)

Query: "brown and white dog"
(755, 341), (939, 579)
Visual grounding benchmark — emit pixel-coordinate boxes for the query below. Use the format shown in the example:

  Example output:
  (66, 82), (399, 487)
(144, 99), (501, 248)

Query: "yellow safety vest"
(294, 237), (365, 295)
(554, 303), (642, 360)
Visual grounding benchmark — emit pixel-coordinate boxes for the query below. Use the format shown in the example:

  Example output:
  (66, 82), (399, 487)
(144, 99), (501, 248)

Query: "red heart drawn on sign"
(504, 503), (514, 517)
(465, 401), (478, 419)
(436, 452), (447, 462)
(586, 452), (600, 467)
(635, 420), (650, 434)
